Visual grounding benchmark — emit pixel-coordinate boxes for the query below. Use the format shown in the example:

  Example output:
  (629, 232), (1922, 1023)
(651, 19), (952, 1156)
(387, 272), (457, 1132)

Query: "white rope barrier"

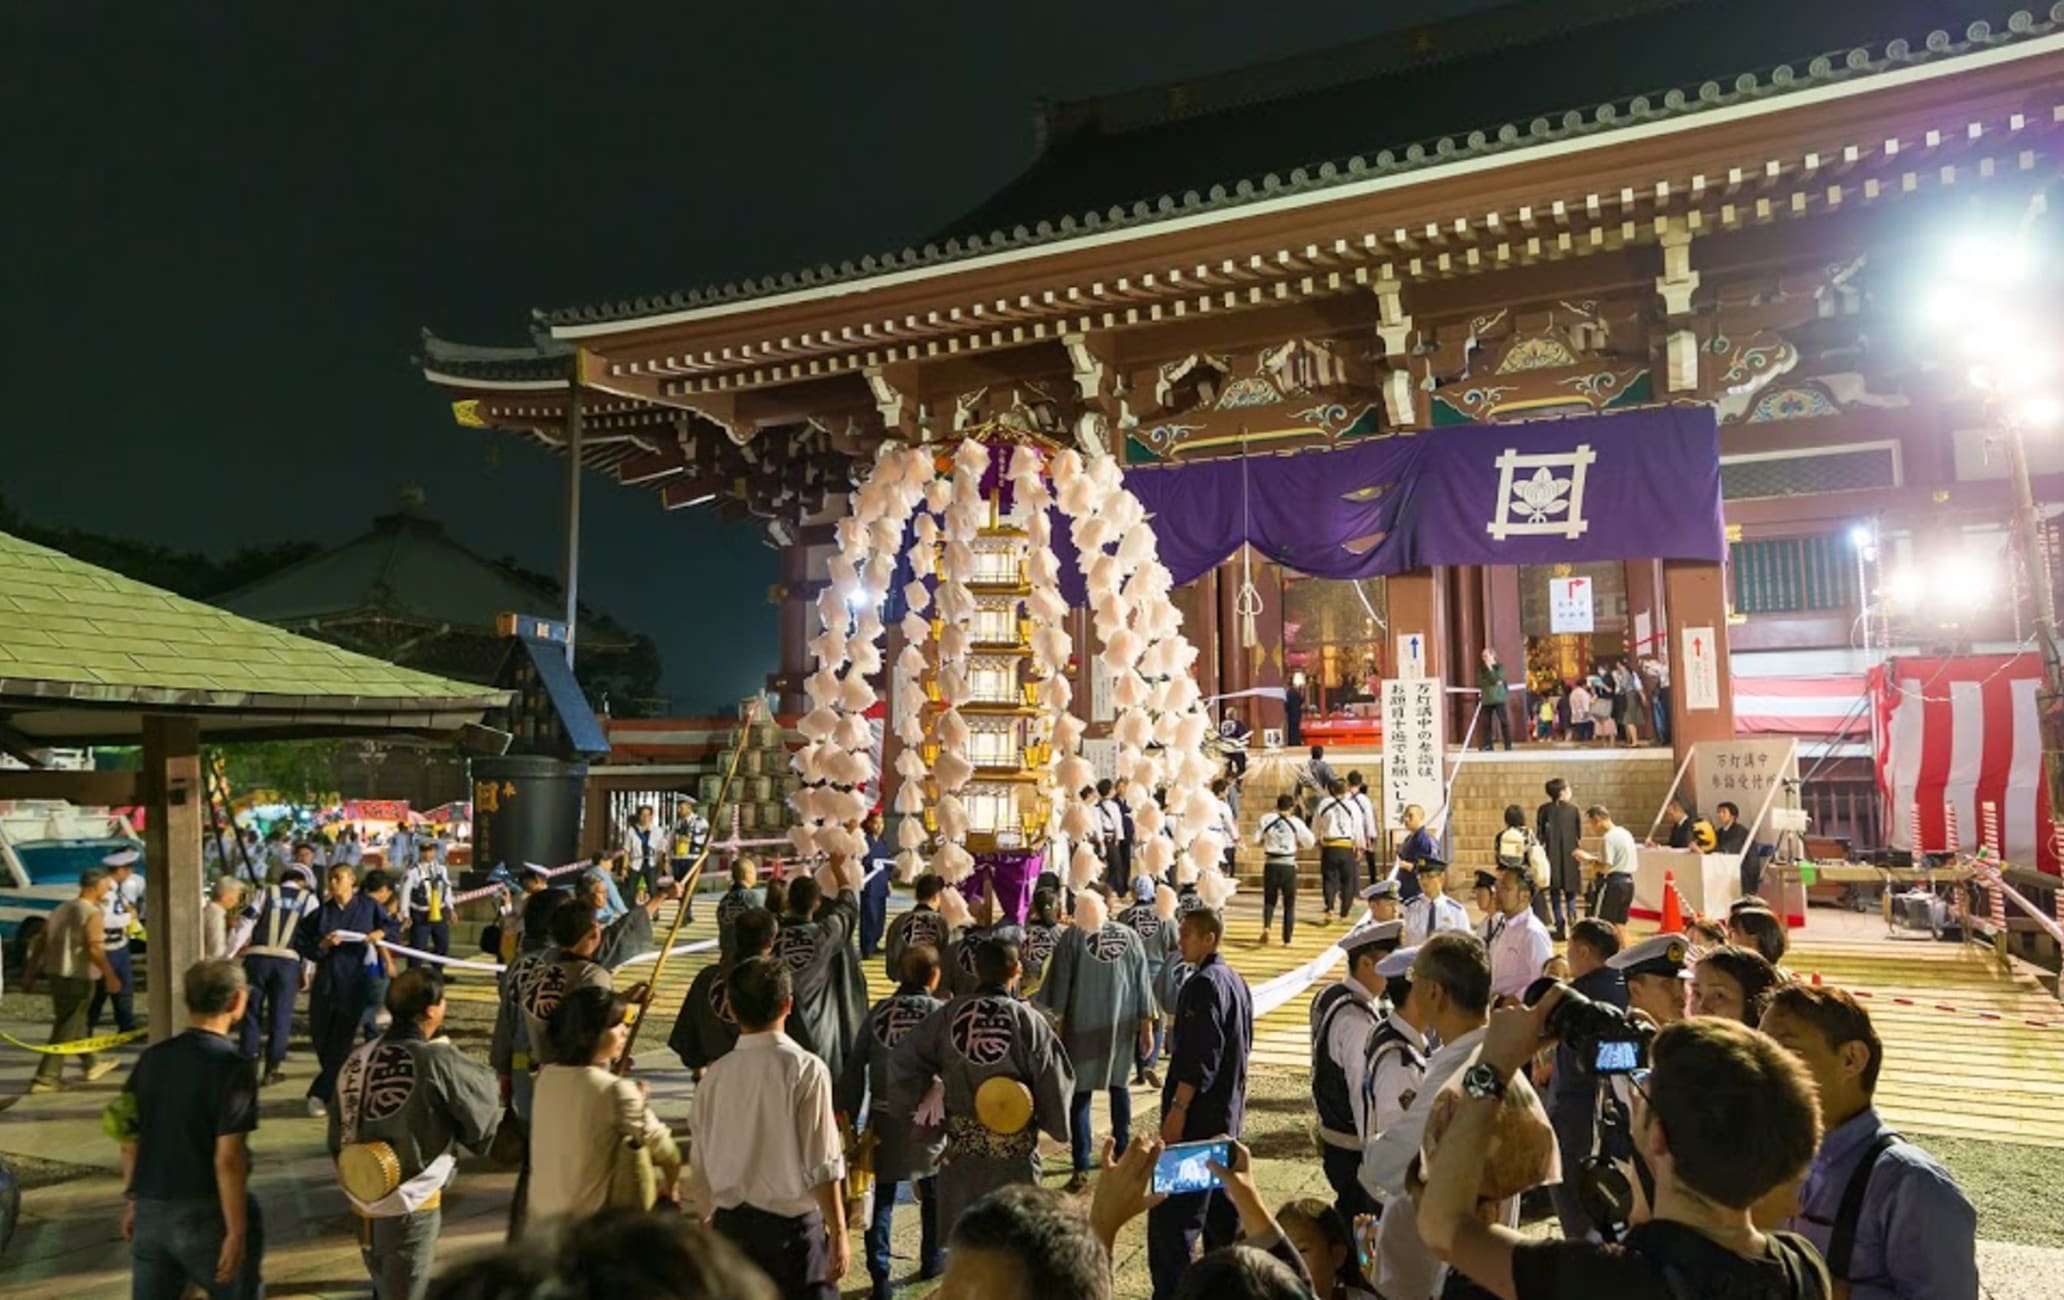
(1251, 919), (1371, 1019)
(328, 932), (721, 976)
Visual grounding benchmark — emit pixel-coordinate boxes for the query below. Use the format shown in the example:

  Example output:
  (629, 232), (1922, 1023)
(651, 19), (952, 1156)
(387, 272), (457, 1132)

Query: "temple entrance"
(1283, 574), (1389, 716)
(1519, 561), (1630, 734)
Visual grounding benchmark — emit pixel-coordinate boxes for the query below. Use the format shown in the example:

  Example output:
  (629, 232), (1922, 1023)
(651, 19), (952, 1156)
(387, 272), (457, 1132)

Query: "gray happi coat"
(838, 989), (948, 1183)
(516, 955), (613, 1067)
(887, 987), (1074, 1235)
(884, 905), (955, 985)
(774, 890), (868, 1084)
(329, 1026), (500, 1190)
(1034, 922), (1155, 1090)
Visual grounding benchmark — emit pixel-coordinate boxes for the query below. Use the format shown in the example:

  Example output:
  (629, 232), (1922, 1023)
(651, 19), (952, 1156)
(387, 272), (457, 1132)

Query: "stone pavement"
(5, 891), (2064, 1297)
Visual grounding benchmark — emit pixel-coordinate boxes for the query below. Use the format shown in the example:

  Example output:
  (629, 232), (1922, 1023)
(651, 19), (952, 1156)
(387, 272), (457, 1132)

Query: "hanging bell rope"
(1235, 440), (1263, 649)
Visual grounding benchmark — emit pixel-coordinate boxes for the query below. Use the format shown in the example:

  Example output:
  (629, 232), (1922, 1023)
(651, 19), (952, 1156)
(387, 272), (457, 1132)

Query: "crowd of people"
(33, 763), (1988, 1300)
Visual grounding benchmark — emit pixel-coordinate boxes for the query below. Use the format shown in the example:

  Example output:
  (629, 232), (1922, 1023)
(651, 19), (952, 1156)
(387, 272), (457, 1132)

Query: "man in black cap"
(1311, 921), (1403, 1225)
(1469, 869), (1501, 944)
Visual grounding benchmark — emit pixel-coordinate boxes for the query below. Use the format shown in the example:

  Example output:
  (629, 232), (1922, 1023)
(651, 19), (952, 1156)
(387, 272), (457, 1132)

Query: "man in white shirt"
(1575, 803), (1639, 926)
(688, 954), (850, 1298)
(1401, 858), (1470, 946)
(1346, 771), (1381, 897)
(1253, 794), (1316, 945)
(1312, 780), (1364, 922)
(1210, 778), (1241, 875)
(1359, 932), (1496, 1300)
(1486, 866), (1556, 1005)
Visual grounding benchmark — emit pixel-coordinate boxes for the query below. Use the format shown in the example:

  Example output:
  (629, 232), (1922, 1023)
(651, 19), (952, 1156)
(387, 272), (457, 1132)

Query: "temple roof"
(418, 327), (576, 387)
(542, 0), (2041, 334)
(213, 495), (627, 650)
(0, 529), (506, 741)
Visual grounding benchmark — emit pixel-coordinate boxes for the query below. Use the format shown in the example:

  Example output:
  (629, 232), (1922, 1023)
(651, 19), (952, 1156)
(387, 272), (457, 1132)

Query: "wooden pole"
(562, 356), (585, 670)
(141, 717), (203, 1040)
(615, 698), (761, 1073)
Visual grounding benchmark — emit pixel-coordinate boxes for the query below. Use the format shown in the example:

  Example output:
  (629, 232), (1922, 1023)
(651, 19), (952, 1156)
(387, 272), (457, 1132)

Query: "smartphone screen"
(1152, 1139), (1230, 1196)
(1594, 1039), (1641, 1074)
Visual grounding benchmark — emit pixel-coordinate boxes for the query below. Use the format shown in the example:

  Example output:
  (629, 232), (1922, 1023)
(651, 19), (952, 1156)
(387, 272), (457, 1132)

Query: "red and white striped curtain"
(1873, 655), (2058, 875)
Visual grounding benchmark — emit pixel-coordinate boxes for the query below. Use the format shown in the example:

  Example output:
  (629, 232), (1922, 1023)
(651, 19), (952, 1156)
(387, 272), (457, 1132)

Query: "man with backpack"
(1313, 779), (1365, 922)
(1418, 1007), (1830, 1300)
(1251, 794), (1315, 945)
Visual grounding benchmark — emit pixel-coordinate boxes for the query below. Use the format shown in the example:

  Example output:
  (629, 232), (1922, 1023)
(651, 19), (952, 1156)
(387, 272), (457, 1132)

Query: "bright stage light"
(1848, 524), (1872, 549)
(2017, 394), (2063, 431)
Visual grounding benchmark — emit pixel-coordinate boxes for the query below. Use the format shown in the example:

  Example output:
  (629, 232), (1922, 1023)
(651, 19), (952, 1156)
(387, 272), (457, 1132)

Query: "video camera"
(1523, 977), (1654, 1077)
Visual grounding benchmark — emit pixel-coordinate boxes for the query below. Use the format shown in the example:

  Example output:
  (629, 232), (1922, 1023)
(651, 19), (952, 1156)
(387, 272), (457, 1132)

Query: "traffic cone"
(1659, 869), (1684, 933)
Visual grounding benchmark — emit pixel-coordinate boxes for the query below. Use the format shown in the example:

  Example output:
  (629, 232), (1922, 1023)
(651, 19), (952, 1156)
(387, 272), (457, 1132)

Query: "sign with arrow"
(1548, 576), (1595, 633)
(1683, 624), (1720, 711)
(1396, 632), (1428, 680)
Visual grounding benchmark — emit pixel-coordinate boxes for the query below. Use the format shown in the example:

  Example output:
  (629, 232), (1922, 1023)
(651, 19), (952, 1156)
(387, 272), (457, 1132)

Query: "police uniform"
(1308, 918), (1403, 1042)
(87, 851), (143, 1036)
(1471, 869), (1502, 944)
(671, 801), (710, 880)
(1361, 877), (1402, 928)
(1401, 859), (1470, 946)
(398, 859), (454, 966)
(331, 1021), (499, 1300)
(1312, 925), (1399, 1223)
(1362, 945), (1431, 1163)
(240, 865), (320, 1077)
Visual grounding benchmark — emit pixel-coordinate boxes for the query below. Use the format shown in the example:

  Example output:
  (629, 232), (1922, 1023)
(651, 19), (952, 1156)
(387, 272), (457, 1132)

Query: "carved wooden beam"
(1655, 217), (1701, 393)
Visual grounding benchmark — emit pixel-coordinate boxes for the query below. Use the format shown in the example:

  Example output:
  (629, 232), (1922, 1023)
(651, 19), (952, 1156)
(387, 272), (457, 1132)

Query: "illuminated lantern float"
(787, 433), (1234, 924)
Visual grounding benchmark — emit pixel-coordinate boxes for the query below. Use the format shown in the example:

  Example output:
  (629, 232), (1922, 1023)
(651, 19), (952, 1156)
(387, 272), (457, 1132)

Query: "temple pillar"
(1387, 569), (1445, 681)
(880, 617), (908, 814)
(141, 716), (203, 1041)
(1663, 560), (1736, 759)
(769, 538), (812, 715)
(1186, 567), (1221, 702)
(1448, 566), (1487, 740)
(1484, 565), (1526, 734)
(1624, 558), (1665, 663)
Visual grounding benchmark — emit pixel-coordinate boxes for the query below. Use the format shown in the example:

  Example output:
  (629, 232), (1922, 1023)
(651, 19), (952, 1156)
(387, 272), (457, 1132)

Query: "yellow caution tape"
(1, 1027), (148, 1056)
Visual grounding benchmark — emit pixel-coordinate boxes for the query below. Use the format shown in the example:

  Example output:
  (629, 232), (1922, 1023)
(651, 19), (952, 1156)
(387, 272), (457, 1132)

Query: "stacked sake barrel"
(704, 716), (799, 839)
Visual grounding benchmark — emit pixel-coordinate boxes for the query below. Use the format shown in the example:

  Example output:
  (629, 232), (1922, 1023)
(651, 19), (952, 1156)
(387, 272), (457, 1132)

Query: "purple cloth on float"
(966, 849), (1044, 926)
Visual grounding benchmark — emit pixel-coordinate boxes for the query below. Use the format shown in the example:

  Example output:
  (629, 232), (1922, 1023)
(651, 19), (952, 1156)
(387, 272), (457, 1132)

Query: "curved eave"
(421, 367), (571, 393)
(545, 23), (2064, 340)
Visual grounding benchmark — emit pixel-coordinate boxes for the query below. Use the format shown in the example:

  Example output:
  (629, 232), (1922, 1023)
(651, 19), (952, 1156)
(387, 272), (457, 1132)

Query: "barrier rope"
(1, 1027), (148, 1057)
(1801, 971), (2064, 1030)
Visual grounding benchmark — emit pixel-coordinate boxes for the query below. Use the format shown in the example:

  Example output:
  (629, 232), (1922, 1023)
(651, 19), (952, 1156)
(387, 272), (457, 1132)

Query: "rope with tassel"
(614, 696), (763, 1075)
(1235, 439), (1263, 649)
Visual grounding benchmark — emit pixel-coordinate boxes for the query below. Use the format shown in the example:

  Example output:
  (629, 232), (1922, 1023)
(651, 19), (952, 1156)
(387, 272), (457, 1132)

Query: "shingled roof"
(543, 0), (2046, 332)
(0, 528), (507, 738)
(417, 327), (575, 386)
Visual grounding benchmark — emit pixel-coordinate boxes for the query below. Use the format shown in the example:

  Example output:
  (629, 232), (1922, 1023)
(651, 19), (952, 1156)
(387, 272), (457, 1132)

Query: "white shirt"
(1254, 812), (1315, 859)
(1095, 799), (1123, 846)
(1213, 798), (1240, 849)
(1314, 795), (1362, 846)
(1601, 824), (1638, 875)
(1363, 1026), (1502, 1300)
(1349, 790), (1380, 847)
(1365, 1012), (1428, 1140)
(686, 1031), (844, 1219)
(1321, 979), (1383, 1140)
(1487, 907), (1555, 1003)
(1401, 893), (1470, 946)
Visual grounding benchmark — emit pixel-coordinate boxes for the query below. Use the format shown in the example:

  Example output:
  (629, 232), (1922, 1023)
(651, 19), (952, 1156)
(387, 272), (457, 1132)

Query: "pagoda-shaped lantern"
(920, 497), (1053, 854)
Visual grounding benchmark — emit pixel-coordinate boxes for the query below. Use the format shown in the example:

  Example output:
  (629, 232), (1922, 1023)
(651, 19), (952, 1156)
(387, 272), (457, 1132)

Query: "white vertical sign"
(1395, 631), (1428, 680)
(1549, 576), (1595, 633)
(1080, 737), (1120, 784)
(1382, 677), (1447, 825)
(1683, 625), (1720, 710)
(1633, 609), (1653, 656)
(1090, 658), (1115, 722)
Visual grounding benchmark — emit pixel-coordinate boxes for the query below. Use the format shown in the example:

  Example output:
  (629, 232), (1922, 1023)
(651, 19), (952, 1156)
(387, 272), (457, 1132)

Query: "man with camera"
(1418, 988), (1828, 1299)
(1544, 920), (1627, 1241)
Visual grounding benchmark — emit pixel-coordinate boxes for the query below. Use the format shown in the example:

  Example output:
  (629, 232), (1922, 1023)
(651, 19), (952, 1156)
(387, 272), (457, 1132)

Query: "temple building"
(422, 0), (2064, 859)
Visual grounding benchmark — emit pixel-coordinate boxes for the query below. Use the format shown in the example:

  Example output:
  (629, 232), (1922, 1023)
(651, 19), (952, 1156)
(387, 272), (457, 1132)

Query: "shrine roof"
(544, 0), (2048, 335)
(0, 528), (508, 740)
(418, 328), (576, 388)
(212, 499), (629, 650)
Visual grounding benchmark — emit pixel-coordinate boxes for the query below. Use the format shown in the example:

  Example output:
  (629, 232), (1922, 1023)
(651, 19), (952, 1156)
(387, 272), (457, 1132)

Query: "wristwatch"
(1462, 1062), (1507, 1102)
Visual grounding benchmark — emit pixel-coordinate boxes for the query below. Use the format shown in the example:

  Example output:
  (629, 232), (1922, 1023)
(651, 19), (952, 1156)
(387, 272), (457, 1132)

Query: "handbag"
(604, 1083), (659, 1211)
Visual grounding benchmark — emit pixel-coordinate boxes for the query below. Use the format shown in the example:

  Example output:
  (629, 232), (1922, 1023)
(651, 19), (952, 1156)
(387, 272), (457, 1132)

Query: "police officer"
(87, 848), (144, 1037)
(1313, 925), (1397, 1224)
(1362, 944), (1432, 1153)
(331, 968), (499, 1300)
(1309, 918), (1402, 1042)
(1401, 856), (1469, 946)
(1360, 877), (1403, 929)
(1610, 932), (1691, 1027)
(397, 854), (454, 967)
(241, 861), (319, 1085)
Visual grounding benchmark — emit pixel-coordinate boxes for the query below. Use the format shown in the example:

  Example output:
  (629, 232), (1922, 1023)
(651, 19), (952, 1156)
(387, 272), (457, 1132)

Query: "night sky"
(1, 0), (1508, 712)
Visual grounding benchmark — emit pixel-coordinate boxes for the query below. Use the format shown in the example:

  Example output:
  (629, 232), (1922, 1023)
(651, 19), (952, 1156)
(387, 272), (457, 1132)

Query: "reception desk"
(1630, 847), (1744, 922)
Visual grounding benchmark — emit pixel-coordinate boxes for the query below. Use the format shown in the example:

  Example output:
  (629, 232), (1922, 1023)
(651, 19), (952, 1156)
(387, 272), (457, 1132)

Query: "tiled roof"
(541, 0), (2054, 330)
(0, 530), (508, 713)
(417, 327), (574, 385)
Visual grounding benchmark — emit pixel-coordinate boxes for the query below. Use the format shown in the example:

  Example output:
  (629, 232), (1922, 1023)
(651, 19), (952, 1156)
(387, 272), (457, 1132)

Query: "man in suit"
(1535, 778), (1584, 941)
